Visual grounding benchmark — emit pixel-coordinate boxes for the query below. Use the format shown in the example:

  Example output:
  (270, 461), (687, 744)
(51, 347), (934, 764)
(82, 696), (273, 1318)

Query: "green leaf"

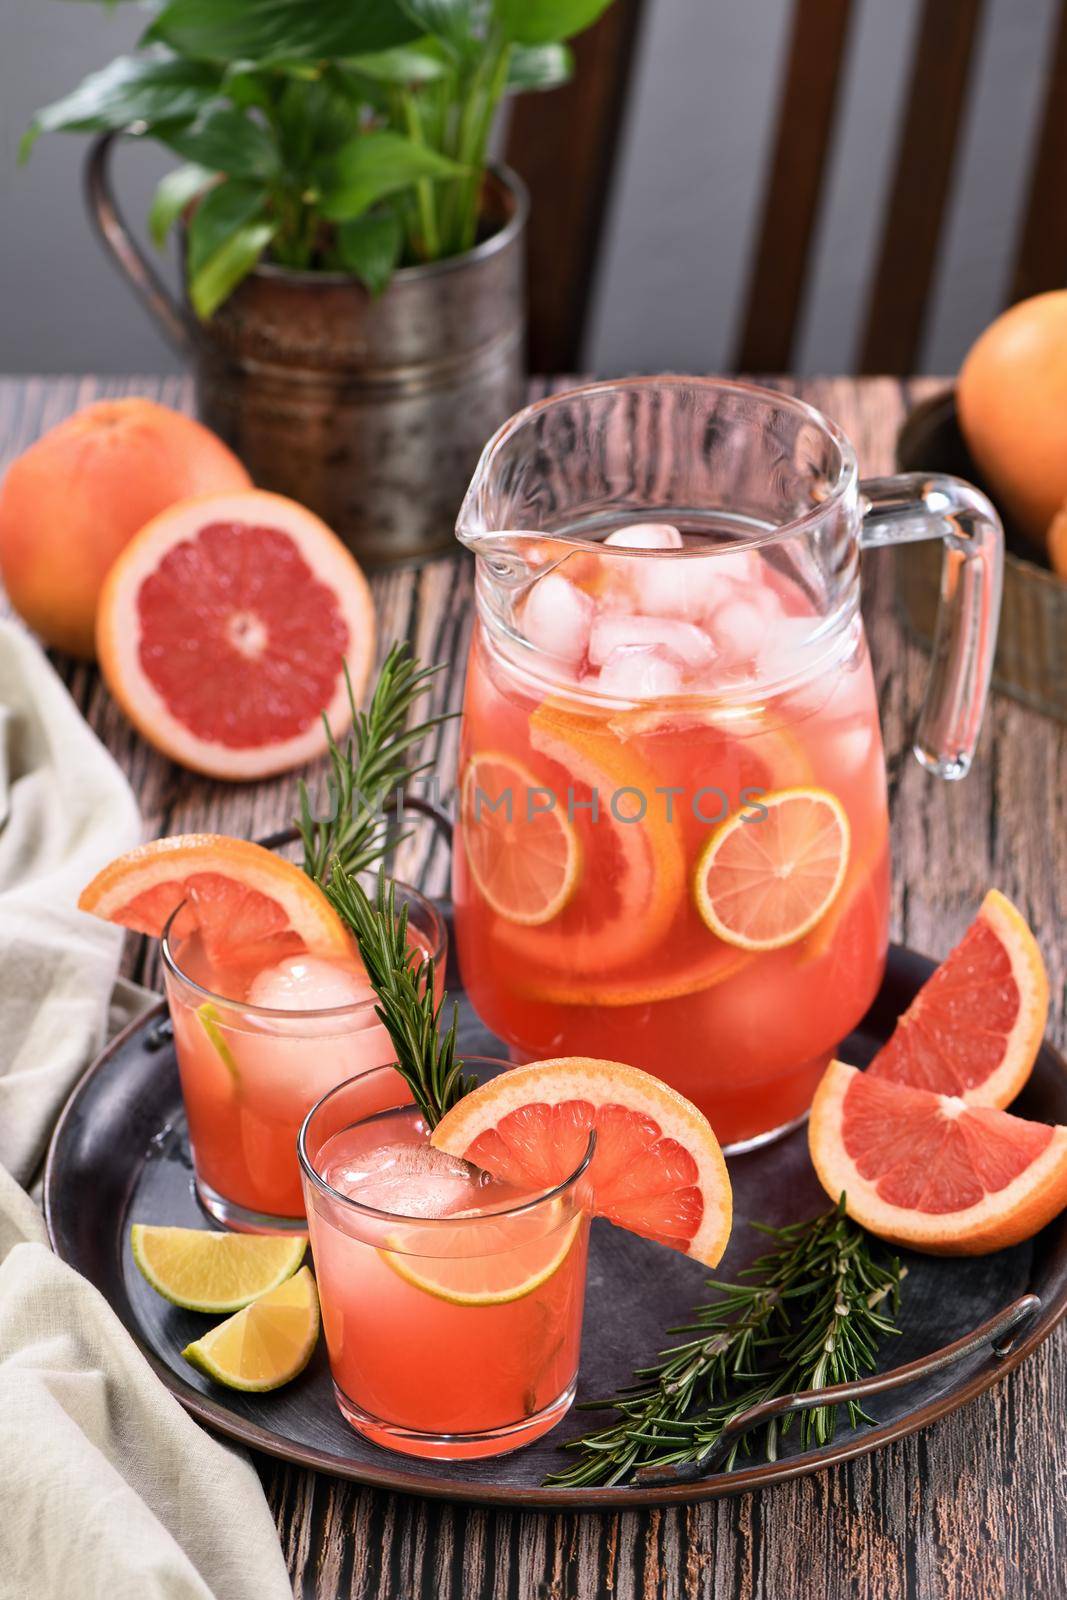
(188, 219), (276, 318)
(397, 0), (480, 55)
(495, 0), (613, 46)
(146, 0), (421, 63)
(20, 53), (218, 161)
(161, 104), (279, 180)
(334, 210), (404, 294)
(148, 161), (216, 247)
(318, 130), (465, 222)
(505, 42), (573, 91)
(344, 41), (451, 84)
(186, 178), (270, 277)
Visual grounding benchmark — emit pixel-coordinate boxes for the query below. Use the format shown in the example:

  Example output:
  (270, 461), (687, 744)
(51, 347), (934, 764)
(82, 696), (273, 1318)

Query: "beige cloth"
(0, 620), (139, 1182)
(0, 623), (292, 1600)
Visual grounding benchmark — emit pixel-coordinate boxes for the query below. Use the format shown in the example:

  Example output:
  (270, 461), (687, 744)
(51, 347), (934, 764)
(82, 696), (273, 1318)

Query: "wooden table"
(2, 374), (1064, 1600)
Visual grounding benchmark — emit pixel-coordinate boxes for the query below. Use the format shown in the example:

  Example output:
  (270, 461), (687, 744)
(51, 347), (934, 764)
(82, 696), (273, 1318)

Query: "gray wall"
(0, 0), (1057, 377)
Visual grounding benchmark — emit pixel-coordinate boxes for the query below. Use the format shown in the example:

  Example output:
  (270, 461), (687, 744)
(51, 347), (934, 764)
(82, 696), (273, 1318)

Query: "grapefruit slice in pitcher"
(694, 786), (850, 951)
(866, 890), (1048, 1108)
(460, 752), (581, 925)
(483, 702), (686, 974)
(96, 490), (375, 779)
(431, 1057), (732, 1267)
(78, 833), (350, 966)
(809, 1061), (1067, 1254)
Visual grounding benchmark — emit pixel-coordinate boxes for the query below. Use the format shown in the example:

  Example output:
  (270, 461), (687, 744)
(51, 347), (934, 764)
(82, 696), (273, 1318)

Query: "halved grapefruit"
(809, 1060), (1067, 1255)
(866, 890), (1048, 1108)
(96, 489), (375, 780)
(430, 1056), (732, 1267)
(78, 833), (350, 967)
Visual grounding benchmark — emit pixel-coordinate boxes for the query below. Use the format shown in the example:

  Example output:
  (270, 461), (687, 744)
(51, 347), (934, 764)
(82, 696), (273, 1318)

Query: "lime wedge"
(131, 1224), (306, 1314)
(382, 1210), (582, 1306)
(182, 1266), (320, 1392)
(196, 1001), (240, 1084)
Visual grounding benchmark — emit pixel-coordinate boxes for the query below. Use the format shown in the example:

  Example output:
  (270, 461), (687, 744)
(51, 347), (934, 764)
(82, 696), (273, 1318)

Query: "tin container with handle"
(85, 133), (528, 568)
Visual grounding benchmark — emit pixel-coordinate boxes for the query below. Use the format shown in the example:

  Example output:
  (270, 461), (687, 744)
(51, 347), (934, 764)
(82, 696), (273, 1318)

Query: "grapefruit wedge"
(430, 1057), (732, 1267)
(809, 1061), (1067, 1255)
(96, 489), (375, 779)
(78, 833), (350, 966)
(867, 890), (1048, 1108)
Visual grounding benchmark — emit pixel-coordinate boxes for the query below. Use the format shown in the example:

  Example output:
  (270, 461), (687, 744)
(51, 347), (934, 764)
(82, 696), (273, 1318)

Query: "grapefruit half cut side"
(808, 1060), (1067, 1255)
(866, 890), (1049, 1108)
(96, 489), (375, 780)
(78, 833), (351, 967)
(430, 1056), (732, 1267)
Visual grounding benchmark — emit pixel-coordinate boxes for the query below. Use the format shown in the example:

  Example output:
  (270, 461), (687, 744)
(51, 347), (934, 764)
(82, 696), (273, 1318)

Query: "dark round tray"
(44, 939), (1067, 1508)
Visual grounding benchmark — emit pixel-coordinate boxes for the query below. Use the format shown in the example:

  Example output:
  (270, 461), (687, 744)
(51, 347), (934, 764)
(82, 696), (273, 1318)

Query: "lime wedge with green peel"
(382, 1208), (583, 1307)
(197, 1001), (239, 1084)
(131, 1224), (306, 1314)
(182, 1266), (320, 1392)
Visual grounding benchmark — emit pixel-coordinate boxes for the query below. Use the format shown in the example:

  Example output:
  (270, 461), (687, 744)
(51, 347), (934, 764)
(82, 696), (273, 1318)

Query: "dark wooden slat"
(857, 0), (986, 374)
(1009, 0), (1067, 303)
(733, 0), (855, 374)
(503, 1), (647, 373)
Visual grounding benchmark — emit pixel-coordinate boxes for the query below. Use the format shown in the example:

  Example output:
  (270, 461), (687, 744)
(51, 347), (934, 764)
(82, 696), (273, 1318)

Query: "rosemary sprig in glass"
(326, 867), (474, 1129)
(545, 1199), (904, 1488)
(298, 642), (450, 888)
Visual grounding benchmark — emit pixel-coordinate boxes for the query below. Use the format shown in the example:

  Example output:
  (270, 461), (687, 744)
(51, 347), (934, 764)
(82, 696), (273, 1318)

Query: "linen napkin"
(0, 622), (293, 1600)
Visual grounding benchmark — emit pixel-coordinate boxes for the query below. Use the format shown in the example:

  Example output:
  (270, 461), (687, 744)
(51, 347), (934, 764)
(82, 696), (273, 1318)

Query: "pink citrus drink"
(299, 1065), (591, 1459)
(453, 533), (890, 1150)
(162, 885), (446, 1230)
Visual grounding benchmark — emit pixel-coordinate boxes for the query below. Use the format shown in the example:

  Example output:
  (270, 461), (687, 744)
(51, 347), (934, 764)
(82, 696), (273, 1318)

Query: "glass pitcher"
(452, 378), (1002, 1152)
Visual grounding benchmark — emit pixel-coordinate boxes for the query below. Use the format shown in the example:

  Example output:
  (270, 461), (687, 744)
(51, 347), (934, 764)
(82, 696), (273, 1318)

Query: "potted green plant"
(24, 0), (614, 565)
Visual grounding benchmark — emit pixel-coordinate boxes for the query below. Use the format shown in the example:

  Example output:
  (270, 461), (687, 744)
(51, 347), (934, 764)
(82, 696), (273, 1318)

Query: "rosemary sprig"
(325, 866), (475, 1128)
(298, 642), (450, 887)
(545, 1199), (904, 1488)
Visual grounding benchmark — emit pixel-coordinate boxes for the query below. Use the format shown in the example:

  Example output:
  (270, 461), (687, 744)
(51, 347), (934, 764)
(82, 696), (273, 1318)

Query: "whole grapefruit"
(957, 290), (1067, 551)
(0, 398), (250, 658)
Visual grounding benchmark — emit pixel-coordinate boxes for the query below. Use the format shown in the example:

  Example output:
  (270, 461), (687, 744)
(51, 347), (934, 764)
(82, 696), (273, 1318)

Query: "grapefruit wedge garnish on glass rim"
(431, 1057), (732, 1267)
(866, 889), (1048, 1108)
(96, 489), (376, 780)
(694, 786), (850, 951)
(78, 833), (350, 966)
(809, 1061), (1067, 1255)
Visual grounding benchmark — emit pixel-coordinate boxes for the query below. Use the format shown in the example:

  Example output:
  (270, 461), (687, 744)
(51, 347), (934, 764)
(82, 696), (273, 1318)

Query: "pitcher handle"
(84, 131), (194, 355)
(859, 473), (1003, 779)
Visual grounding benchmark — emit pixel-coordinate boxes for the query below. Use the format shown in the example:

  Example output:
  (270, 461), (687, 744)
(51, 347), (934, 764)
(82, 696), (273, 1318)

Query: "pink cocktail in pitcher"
(452, 379), (1002, 1150)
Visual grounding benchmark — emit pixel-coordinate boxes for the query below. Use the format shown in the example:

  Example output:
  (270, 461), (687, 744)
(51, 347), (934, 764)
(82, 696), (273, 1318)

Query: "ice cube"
(325, 1141), (483, 1219)
(521, 572), (594, 664)
(591, 645), (684, 699)
(248, 955), (375, 1013)
(707, 598), (769, 665)
(604, 522), (684, 550)
(588, 612), (714, 671)
(758, 616), (822, 685)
